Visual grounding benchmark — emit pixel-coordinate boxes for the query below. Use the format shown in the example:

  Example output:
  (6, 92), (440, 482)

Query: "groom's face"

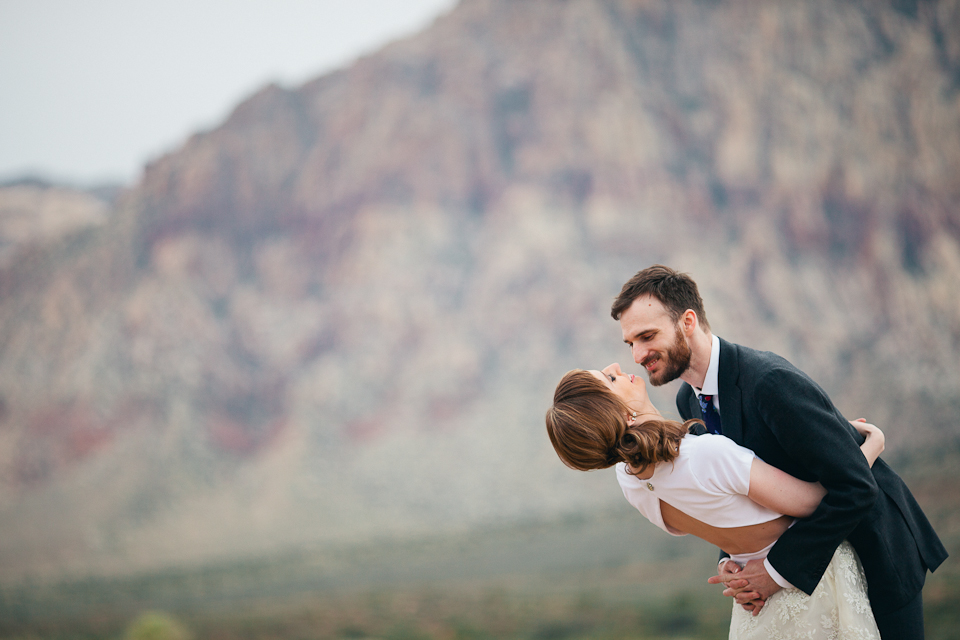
(619, 295), (692, 386)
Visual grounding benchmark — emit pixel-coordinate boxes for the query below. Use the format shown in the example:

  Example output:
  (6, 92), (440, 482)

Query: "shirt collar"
(694, 334), (720, 397)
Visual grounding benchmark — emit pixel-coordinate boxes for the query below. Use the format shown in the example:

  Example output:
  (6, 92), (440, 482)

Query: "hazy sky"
(0, 0), (458, 186)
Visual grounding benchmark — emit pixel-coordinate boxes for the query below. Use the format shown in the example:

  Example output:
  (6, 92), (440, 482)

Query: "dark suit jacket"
(677, 338), (947, 609)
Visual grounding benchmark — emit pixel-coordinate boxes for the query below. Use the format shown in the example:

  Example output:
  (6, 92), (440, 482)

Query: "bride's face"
(589, 363), (662, 422)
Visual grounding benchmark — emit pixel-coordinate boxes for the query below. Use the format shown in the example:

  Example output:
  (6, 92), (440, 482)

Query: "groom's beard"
(646, 326), (692, 386)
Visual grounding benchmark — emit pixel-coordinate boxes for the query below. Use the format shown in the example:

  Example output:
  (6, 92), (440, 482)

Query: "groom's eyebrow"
(625, 329), (657, 344)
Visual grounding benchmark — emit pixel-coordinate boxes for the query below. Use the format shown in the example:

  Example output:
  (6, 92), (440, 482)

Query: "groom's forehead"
(624, 295), (672, 322)
(620, 296), (674, 341)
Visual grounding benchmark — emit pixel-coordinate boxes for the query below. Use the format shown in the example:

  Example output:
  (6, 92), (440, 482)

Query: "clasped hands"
(708, 559), (782, 616)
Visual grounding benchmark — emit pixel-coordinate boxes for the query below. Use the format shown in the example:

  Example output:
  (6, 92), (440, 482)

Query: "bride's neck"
(626, 462), (656, 480)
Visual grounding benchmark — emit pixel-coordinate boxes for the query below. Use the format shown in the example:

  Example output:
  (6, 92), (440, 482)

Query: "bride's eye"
(608, 374), (616, 382)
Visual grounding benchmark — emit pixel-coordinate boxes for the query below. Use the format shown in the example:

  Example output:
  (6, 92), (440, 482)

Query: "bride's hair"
(545, 369), (700, 476)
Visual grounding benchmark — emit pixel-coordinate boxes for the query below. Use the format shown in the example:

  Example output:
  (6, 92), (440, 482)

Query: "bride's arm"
(747, 460), (825, 518)
(747, 420), (885, 517)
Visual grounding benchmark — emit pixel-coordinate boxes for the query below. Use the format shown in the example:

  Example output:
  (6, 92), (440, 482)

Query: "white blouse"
(616, 433), (783, 536)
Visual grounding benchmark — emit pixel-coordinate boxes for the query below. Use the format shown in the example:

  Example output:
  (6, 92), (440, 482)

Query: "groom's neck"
(681, 329), (714, 389)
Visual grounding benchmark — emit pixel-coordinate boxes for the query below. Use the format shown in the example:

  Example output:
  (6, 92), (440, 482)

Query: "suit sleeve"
(757, 367), (878, 595)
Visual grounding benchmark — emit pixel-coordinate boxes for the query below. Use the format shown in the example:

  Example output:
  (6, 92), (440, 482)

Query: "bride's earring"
(627, 410), (638, 424)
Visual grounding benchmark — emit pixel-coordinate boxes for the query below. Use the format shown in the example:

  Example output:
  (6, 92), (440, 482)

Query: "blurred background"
(1, 0), (958, 638)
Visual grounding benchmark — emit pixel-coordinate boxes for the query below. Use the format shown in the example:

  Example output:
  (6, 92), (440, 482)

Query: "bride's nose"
(604, 363), (623, 376)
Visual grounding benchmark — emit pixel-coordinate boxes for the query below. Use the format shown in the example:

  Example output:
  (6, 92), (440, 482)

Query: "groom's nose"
(632, 344), (648, 365)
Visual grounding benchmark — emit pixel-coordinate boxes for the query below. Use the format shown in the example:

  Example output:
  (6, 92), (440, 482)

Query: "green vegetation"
(124, 612), (191, 640)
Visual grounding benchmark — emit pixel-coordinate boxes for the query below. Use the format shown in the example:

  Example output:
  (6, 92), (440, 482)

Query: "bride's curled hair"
(545, 369), (699, 476)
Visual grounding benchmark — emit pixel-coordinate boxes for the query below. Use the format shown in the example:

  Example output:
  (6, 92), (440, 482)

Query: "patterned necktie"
(697, 394), (723, 435)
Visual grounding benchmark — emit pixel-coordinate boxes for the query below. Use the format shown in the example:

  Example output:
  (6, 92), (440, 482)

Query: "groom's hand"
(708, 558), (745, 589)
(708, 560), (756, 612)
(708, 559), (781, 616)
(731, 559), (781, 616)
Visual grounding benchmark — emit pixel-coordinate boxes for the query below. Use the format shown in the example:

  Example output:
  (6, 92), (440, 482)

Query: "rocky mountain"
(1, 0), (958, 581)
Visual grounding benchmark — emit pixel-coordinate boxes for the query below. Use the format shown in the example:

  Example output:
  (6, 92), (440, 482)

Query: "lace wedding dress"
(729, 541), (880, 640)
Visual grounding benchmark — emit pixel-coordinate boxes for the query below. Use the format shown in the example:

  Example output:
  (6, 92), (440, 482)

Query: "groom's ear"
(680, 309), (699, 335)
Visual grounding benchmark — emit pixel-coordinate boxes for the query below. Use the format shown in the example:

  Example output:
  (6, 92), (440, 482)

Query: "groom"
(611, 265), (946, 640)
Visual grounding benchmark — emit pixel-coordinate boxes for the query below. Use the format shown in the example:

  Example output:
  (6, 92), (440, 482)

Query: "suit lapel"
(687, 391), (701, 423)
(717, 338), (744, 444)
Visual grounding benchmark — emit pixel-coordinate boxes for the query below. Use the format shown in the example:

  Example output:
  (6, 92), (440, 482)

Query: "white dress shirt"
(693, 333), (721, 411)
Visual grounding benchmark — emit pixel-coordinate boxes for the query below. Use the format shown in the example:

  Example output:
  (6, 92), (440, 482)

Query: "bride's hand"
(849, 418), (884, 467)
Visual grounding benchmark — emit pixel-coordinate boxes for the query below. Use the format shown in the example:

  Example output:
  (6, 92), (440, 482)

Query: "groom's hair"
(611, 264), (710, 330)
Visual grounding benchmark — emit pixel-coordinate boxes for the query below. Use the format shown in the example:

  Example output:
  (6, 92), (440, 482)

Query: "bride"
(545, 363), (882, 640)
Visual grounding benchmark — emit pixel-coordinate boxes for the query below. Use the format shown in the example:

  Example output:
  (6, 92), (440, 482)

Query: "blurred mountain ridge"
(0, 0), (958, 581)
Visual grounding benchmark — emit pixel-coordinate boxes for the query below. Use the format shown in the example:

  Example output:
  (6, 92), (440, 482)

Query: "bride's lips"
(629, 374), (635, 383)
